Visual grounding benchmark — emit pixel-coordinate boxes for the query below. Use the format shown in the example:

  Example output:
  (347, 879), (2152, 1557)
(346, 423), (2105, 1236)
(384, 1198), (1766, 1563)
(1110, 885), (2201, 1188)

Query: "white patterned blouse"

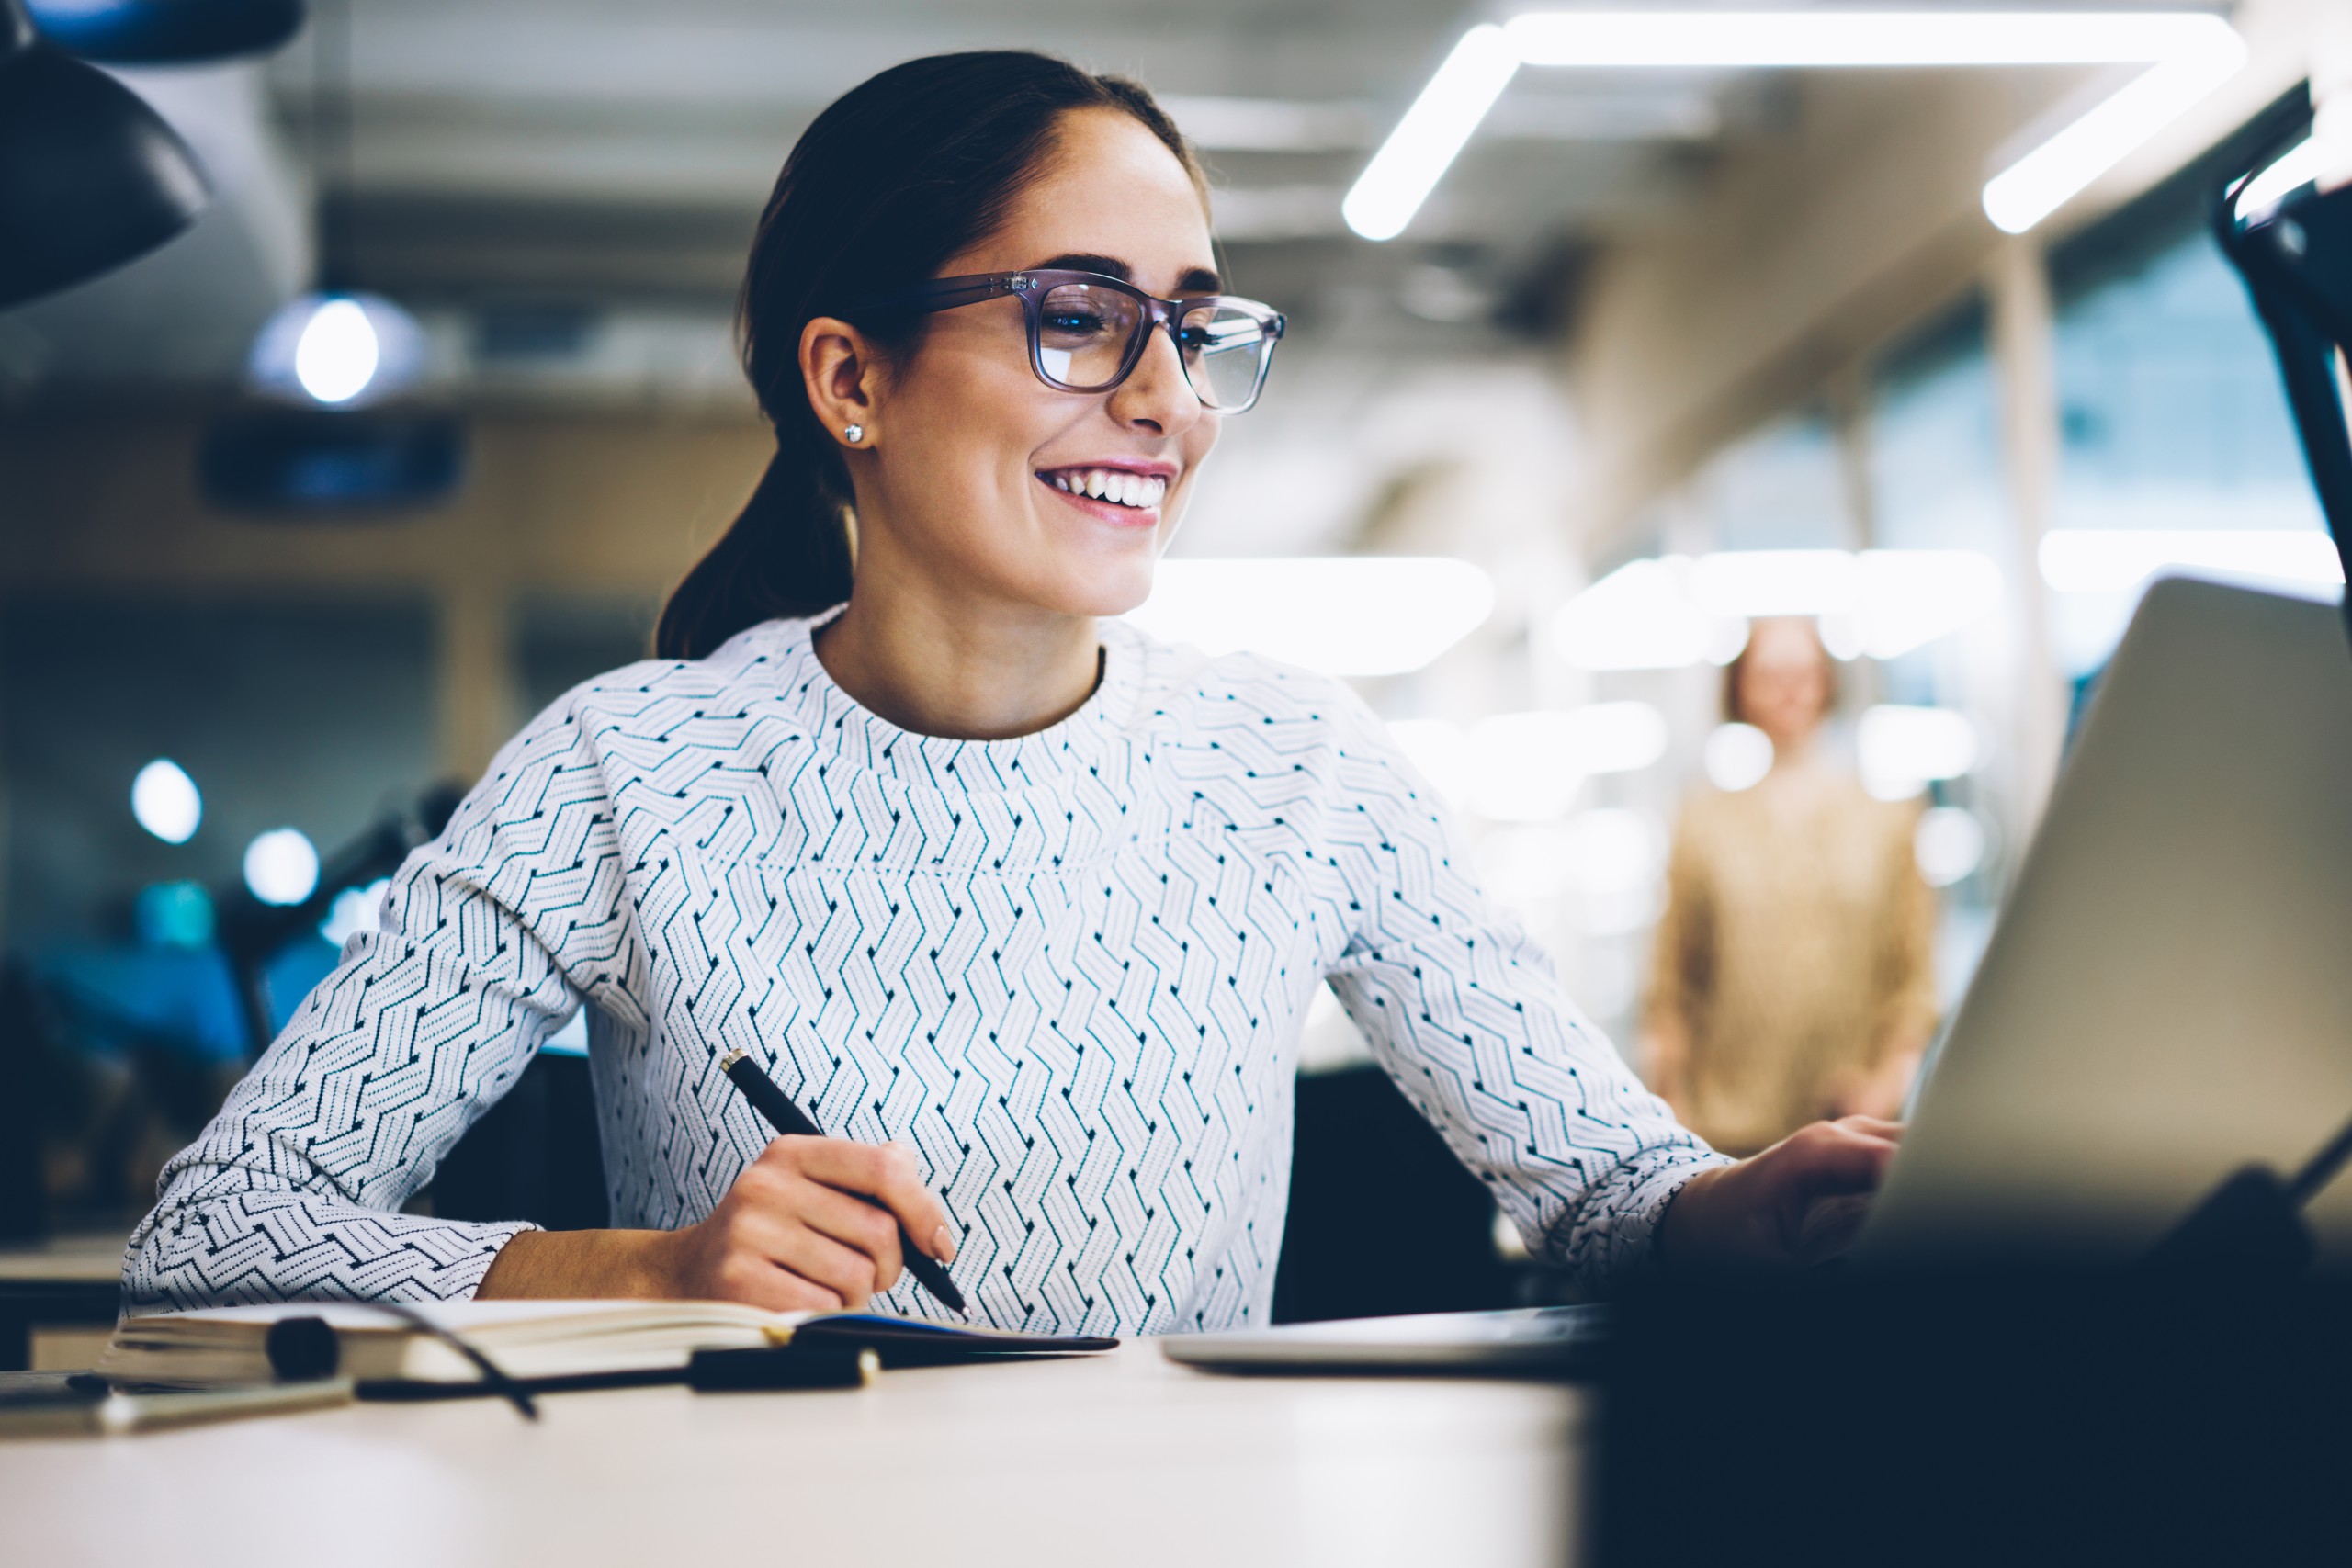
(124, 615), (1724, 1332)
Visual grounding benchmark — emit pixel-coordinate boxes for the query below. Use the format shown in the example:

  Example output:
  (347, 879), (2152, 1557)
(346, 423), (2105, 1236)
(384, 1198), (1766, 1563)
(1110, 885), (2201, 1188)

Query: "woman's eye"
(1046, 311), (1112, 336)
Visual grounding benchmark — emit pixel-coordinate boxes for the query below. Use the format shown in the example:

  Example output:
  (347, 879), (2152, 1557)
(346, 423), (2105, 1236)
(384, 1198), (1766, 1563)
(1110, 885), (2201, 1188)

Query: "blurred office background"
(2, 0), (2344, 1311)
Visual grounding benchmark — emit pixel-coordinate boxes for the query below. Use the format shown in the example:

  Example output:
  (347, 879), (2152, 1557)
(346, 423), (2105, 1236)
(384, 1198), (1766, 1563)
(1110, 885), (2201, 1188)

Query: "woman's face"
(1737, 617), (1835, 752)
(846, 108), (1223, 620)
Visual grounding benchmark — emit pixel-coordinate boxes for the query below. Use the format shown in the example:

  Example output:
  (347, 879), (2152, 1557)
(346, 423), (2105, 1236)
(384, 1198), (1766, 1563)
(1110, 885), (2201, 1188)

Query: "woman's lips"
(1035, 468), (1165, 527)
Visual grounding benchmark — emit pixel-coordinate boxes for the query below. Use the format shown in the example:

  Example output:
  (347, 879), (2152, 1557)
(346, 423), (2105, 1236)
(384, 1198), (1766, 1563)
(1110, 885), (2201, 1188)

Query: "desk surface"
(4, 1344), (1584, 1567)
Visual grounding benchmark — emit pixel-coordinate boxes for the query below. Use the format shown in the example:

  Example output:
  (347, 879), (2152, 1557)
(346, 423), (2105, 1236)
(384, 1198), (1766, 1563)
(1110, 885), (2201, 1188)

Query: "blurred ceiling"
(0, 0), (1785, 400)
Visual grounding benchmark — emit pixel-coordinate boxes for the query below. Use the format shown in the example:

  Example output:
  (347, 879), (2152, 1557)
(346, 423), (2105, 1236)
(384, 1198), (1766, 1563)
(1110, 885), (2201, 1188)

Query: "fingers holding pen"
(789, 1137), (958, 1264)
(662, 1134), (960, 1312)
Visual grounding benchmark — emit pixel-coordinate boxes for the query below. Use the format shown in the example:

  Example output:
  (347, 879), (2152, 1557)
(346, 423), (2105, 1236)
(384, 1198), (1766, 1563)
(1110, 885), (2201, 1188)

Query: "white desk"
(4, 1345), (1585, 1567)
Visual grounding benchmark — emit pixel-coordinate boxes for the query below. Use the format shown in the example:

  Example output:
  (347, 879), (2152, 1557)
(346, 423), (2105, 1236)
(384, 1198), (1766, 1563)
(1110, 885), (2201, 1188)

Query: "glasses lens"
(1037, 282), (1144, 389)
(1179, 302), (1276, 411)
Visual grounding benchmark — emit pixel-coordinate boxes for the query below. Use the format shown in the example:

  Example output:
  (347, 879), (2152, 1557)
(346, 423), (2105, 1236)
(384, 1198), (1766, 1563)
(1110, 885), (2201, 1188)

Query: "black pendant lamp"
(23, 0), (303, 64)
(0, 0), (211, 309)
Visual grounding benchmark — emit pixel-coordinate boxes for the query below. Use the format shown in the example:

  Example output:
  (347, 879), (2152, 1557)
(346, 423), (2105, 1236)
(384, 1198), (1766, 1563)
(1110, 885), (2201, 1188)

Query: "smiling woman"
(127, 51), (1897, 1330)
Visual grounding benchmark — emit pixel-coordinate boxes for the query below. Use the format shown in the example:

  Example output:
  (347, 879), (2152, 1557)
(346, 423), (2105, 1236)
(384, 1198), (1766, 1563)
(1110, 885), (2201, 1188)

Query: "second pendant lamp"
(0, 0), (211, 308)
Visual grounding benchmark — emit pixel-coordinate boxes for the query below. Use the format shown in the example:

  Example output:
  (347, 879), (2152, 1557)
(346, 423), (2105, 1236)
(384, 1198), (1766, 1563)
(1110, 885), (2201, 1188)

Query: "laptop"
(1168, 572), (2352, 1375)
(1857, 572), (2352, 1266)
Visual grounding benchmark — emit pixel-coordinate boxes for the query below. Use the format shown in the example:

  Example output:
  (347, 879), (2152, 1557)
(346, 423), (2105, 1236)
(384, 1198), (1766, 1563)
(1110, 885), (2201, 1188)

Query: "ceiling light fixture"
(0, 0), (209, 307)
(243, 0), (424, 409)
(1342, 24), (1521, 242)
(24, 0), (303, 63)
(131, 757), (202, 843)
(1344, 9), (2245, 242)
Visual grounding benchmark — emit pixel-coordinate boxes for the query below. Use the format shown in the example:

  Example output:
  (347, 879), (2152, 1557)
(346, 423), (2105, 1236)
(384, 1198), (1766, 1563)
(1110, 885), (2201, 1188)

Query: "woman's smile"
(1035, 460), (1175, 527)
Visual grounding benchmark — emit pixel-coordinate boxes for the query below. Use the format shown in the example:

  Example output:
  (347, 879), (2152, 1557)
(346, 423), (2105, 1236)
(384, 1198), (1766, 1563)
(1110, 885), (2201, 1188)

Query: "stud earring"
(842, 423), (864, 444)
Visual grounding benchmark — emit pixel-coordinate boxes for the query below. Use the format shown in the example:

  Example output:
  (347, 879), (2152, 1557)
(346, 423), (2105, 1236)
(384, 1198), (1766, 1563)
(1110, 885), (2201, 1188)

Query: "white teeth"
(1045, 468), (1168, 508)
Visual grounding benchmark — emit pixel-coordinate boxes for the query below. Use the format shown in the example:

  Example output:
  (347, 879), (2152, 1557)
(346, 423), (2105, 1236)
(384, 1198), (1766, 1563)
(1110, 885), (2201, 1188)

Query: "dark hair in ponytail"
(655, 51), (1204, 660)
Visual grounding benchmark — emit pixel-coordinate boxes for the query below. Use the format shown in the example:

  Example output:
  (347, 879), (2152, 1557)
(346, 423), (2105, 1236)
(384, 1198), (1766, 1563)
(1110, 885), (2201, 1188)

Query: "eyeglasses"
(849, 269), (1286, 413)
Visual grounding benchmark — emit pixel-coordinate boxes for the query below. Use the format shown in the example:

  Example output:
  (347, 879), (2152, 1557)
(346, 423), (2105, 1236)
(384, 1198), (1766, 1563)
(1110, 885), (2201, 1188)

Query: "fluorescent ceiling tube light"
(1983, 39), (2247, 233)
(1352, 10), (2243, 243)
(1502, 10), (2230, 69)
(1343, 24), (1521, 241)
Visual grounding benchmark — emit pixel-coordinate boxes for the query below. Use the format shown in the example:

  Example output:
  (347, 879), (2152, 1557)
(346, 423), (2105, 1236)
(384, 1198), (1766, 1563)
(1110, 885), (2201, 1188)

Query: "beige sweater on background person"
(1645, 763), (1939, 1156)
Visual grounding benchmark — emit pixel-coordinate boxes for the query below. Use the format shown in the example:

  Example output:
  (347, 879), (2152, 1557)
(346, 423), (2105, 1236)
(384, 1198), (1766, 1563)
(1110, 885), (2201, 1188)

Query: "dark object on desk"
(347, 1341), (876, 1400)
(2139, 1099), (2352, 1280)
(786, 1314), (1116, 1370)
(25, 0), (304, 64)
(1590, 1270), (2352, 1566)
(0, 0), (209, 309)
(348, 1322), (1106, 1405)
(1272, 1064), (1516, 1325)
(718, 1047), (967, 1317)
(688, 1343), (876, 1392)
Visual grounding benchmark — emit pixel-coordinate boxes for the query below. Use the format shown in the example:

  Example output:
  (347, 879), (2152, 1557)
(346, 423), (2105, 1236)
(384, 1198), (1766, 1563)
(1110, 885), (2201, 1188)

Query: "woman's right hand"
(480, 1136), (956, 1308)
(657, 1136), (957, 1312)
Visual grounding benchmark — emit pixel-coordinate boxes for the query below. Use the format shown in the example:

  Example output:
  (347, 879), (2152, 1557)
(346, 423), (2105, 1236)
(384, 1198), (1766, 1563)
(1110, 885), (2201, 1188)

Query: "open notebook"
(98, 1300), (1114, 1389)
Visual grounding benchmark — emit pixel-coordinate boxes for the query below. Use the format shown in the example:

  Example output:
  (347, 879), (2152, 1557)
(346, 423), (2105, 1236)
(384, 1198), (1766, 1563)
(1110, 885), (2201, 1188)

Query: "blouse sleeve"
(1314, 698), (1728, 1289)
(121, 689), (639, 1311)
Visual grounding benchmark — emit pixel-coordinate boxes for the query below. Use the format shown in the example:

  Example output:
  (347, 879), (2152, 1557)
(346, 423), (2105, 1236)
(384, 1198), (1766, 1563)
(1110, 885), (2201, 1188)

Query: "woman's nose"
(1106, 321), (1204, 435)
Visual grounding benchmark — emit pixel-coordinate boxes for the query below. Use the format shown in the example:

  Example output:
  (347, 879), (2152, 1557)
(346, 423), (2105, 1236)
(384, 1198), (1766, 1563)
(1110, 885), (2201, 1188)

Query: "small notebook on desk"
(99, 1300), (1114, 1389)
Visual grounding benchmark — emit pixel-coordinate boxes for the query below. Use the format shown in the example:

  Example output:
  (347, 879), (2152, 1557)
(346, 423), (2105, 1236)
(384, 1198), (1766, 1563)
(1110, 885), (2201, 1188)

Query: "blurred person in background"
(1645, 616), (1937, 1156)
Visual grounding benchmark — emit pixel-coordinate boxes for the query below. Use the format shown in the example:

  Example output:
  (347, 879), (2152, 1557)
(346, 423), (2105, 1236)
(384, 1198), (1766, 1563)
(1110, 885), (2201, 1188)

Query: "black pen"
(717, 1046), (968, 1317)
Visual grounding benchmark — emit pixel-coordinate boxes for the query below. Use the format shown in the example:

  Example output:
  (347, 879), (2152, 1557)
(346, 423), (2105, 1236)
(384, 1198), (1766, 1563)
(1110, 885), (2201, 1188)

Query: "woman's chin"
(1032, 552), (1160, 621)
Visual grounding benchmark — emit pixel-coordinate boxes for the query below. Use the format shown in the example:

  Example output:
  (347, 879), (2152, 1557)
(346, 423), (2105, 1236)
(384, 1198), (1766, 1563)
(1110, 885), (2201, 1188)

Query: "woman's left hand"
(1656, 1116), (1904, 1269)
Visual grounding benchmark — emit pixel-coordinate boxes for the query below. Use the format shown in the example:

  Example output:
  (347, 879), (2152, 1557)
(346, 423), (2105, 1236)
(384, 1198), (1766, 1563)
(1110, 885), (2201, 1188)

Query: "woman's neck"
(812, 573), (1103, 742)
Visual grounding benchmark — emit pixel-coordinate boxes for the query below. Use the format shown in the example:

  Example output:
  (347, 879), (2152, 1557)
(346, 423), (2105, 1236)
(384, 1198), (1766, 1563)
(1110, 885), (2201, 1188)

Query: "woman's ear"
(799, 316), (882, 449)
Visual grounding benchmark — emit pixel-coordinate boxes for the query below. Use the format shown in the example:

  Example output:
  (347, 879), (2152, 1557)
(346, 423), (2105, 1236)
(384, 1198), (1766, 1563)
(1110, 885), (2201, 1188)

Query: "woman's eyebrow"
(1034, 254), (1226, 294)
(1037, 253), (1133, 280)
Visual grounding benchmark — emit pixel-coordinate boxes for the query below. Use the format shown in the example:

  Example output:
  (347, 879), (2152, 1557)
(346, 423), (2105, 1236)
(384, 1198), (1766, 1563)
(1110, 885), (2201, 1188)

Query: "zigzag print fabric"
(126, 615), (1724, 1332)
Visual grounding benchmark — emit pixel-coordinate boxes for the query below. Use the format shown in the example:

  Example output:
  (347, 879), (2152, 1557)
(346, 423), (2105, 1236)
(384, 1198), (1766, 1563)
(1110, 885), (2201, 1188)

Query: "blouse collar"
(753, 612), (1143, 794)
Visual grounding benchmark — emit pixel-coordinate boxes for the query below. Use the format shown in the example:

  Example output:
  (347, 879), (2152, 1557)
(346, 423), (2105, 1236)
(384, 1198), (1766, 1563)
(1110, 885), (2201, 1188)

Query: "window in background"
(1689, 407), (1849, 552)
(2048, 178), (2329, 677)
(1870, 299), (2007, 569)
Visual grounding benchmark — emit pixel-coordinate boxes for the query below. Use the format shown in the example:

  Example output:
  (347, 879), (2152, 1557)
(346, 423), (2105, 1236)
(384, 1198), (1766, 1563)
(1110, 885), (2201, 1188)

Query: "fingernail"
(932, 1224), (956, 1263)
